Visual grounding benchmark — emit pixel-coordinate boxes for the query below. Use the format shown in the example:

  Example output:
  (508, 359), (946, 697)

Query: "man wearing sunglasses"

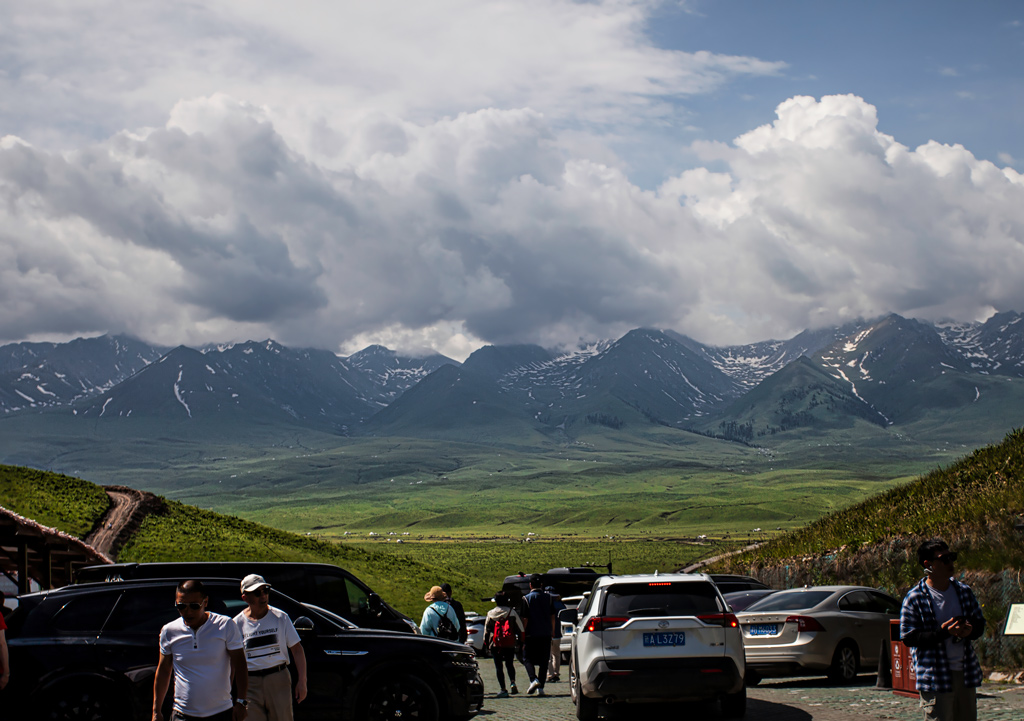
(153, 580), (249, 721)
(901, 540), (985, 721)
(233, 574), (308, 721)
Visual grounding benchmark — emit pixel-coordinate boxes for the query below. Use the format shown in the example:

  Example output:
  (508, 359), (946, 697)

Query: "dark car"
(5, 578), (483, 721)
(723, 589), (778, 612)
(501, 567), (608, 603)
(708, 574), (771, 594)
(76, 561), (418, 634)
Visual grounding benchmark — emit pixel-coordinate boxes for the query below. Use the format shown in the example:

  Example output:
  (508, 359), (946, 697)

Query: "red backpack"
(492, 611), (517, 649)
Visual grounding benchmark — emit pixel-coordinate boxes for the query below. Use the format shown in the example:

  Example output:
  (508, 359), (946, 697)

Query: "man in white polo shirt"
(153, 580), (249, 721)
(234, 574), (307, 721)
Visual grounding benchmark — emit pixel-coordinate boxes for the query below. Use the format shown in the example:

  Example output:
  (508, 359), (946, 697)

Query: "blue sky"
(1, 1), (1022, 359)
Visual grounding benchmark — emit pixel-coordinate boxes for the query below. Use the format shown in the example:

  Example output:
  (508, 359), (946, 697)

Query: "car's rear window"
(744, 590), (833, 612)
(603, 582), (722, 617)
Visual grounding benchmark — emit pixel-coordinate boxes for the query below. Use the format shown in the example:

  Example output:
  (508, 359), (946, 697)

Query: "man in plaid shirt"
(900, 539), (985, 721)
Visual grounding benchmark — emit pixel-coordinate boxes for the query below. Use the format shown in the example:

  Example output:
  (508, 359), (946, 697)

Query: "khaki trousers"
(247, 667), (294, 721)
(919, 671), (977, 721)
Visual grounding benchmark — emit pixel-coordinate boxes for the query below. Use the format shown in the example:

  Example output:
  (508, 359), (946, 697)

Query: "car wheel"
(827, 640), (859, 683)
(42, 682), (125, 721)
(719, 686), (746, 719)
(574, 670), (599, 721)
(744, 670), (761, 687)
(359, 674), (440, 721)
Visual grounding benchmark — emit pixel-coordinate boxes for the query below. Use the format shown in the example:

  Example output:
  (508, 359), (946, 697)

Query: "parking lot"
(473, 662), (1024, 720)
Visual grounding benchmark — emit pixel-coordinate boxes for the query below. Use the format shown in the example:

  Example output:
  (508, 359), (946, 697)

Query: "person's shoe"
(546, 675), (560, 683)
(537, 686), (546, 697)
(495, 690), (509, 699)
(509, 683), (519, 695)
(527, 679), (541, 695)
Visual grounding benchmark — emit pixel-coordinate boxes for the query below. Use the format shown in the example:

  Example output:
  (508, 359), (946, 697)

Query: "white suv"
(565, 573), (746, 719)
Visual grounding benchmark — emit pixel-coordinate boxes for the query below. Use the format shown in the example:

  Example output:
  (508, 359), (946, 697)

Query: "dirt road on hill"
(85, 486), (162, 559)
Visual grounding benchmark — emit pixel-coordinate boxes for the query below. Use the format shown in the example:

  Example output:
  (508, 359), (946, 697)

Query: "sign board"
(1004, 604), (1024, 635)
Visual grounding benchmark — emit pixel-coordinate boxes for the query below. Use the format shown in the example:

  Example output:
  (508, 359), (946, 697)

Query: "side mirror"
(558, 608), (578, 624)
(294, 616), (316, 634)
(367, 593), (385, 615)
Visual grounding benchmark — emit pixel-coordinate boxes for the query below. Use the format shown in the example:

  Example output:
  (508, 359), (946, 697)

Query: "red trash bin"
(890, 619), (919, 698)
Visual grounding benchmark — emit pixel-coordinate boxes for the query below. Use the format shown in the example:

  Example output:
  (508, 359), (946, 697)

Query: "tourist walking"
(485, 591), (524, 697)
(441, 583), (469, 644)
(521, 574), (556, 696)
(420, 585), (461, 639)
(901, 539), (985, 721)
(153, 580), (249, 721)
(545, 587), (566, 683)
(233, 574), (308, 721)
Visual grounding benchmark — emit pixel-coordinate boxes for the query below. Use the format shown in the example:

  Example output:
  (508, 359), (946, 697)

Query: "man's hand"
(232, 702), (248, 721)
(151, 711), (163, 721)
(0, 672), (9, 691)
(295, 677), (308, 704)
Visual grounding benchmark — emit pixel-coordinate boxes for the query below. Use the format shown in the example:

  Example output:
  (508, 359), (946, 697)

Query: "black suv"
(76, 562), (418, 634)
(5, 578), (483, 721)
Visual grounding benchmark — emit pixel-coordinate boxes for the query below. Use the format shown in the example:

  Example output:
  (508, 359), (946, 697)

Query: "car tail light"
(468, 627), (480, 636)
(584, 616), (628, 632)
(785, 615), (826, 632)
(698, 613), (740, 628)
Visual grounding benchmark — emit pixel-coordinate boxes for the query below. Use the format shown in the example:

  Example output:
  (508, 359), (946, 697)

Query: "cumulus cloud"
(2, 93), (1023, 357)
(1, 2), (1022, 357)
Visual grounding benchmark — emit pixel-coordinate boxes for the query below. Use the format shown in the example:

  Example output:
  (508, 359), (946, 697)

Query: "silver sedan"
(735, 585), (900, 684)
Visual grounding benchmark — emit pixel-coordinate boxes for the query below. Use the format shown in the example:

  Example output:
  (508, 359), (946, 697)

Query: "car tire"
(574, 670), (599, 721)
(42, 681), (126, 721)
(719, 685), (747, 719)
(359, 673), (440, 721)
(744, 670), (761, 686)
(827, 640), (859, 684)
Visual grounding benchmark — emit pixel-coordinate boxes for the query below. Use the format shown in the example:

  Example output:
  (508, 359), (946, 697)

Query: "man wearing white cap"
(233, 574), (308, 721)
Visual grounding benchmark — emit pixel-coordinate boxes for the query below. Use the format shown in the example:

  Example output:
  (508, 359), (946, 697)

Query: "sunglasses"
(933, 552), (958, 564)
(175, 601), (205, 612)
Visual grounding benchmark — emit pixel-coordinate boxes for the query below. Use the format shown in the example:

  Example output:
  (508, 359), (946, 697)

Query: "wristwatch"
(234, 699), (249, 708)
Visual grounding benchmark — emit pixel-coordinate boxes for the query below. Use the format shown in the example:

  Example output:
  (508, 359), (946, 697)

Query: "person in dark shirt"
(521, 574), (556, 696)
(441, 583), (469, 644)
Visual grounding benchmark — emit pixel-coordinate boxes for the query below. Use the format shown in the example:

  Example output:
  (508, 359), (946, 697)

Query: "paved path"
(473, 660), (1024, 720)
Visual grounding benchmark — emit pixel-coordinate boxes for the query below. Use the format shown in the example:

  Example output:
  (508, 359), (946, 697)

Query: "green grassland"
(0, 409), (986, 540)
(0, 464), (110, 536)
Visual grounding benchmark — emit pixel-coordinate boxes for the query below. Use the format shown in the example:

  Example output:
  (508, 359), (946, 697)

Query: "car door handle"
(325, 649), (369, 656)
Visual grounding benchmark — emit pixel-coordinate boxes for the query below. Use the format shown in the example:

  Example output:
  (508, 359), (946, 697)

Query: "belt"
(249, 663), (288, 677)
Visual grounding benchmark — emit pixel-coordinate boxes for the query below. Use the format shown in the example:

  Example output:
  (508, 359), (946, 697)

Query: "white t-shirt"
(234, 606), (301, 671)
(159, 612), (243, 717)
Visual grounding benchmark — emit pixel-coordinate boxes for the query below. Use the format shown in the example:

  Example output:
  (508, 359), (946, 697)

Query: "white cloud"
(2, 94), (1023, 356)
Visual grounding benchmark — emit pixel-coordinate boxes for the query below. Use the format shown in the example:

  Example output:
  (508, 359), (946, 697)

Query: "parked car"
(463, 610), (487, 656)
(736, 585), (901, 684)
(708, 574), (771, 594)
(565, 573), (746, 720)
(559, 594), (586, 663)
(502, 567), (608, 604)
(76, 561), (419, 634)
(724, 589), (777, 612)
(5, 577), (484, 721)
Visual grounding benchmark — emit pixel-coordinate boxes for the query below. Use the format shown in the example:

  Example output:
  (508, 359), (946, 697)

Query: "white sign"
(1003, 604), (1024, 635)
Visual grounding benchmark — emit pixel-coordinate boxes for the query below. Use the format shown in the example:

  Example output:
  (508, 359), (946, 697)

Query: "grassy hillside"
(722, 427), (1024, 577)
(0, 464), (110, 537)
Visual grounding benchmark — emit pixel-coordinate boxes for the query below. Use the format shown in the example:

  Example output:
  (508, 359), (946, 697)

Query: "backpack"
(431, 604), (459, 641)
(492, 611), (517, 649)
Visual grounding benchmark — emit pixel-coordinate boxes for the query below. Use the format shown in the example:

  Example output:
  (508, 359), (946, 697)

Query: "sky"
(1, 0), (1022, 361)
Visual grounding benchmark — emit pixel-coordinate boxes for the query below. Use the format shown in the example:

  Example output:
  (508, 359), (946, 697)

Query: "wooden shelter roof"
(0, 505), (112, 595)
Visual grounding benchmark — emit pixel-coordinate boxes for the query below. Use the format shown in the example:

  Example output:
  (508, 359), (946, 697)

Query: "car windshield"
(603, 582), (721, 617)
(744, 590), (833, 612)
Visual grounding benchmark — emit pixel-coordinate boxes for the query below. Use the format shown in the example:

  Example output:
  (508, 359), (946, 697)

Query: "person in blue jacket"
(420, 585), (460, 639)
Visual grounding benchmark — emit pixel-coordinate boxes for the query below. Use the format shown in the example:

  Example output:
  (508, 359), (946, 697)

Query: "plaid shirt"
(900, 577), (984, 692)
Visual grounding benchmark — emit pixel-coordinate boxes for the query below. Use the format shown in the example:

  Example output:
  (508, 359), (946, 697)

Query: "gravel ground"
(473, 659), (1024, 720)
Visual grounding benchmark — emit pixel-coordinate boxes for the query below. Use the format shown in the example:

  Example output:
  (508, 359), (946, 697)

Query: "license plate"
(749, 624), (778, 636)
(643, 632), (686, 647)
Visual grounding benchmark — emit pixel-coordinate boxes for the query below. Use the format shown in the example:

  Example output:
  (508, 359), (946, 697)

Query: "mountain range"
(3, 311), (1024, 445)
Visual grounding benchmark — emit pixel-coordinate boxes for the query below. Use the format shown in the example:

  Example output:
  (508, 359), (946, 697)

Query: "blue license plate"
(749, 624), (778, 636)
(643, 632), (686, 647)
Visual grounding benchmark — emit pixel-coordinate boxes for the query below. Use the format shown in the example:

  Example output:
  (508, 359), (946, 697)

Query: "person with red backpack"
(485, 591), (524, 698)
